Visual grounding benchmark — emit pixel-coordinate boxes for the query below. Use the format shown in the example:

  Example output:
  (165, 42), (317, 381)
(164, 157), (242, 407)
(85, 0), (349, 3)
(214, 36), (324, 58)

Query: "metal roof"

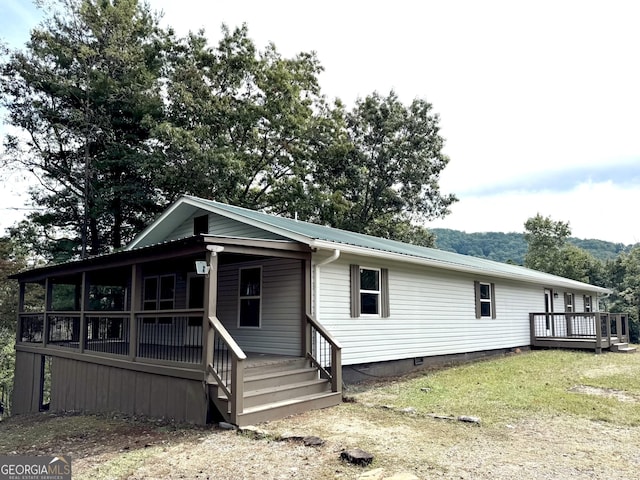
(183, 195), (610, 294)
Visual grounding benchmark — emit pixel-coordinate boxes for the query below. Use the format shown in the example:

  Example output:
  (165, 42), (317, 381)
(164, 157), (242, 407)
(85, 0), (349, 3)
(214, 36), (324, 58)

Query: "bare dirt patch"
(2, 405), (640, 479)
(569, 384), (640, 403)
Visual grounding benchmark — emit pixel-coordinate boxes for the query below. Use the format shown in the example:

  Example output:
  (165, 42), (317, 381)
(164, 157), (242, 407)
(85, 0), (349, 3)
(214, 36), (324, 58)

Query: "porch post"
(129, 264), (140, 361)
(303, 259), (312, 356)
(203, 248), (219, 369)
(78, 272), (87, 354)
(43, 278), (51, 347)
(595, 314), (602, 354)
(16, 282), (25, 344)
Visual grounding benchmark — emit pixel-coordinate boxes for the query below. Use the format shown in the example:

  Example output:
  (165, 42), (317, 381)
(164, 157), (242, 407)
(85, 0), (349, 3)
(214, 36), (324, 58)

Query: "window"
(584, 295), (593, 313)
(187, 274), (205, 309)
(350, 265), (390, 318)
(194, 214), (209, 235)
(474, 281), (496, 319)
(142, 275), (175, 324)
(238, 267), (261, 328)
(565, 293), (574, 313)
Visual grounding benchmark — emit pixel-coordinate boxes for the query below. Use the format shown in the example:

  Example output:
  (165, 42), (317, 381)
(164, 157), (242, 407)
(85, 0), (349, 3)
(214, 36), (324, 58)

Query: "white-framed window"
(142, 274), (175, 324)
(349, 264), (390, 318)
(584, 295), (593, 313)
(565, 293), (574, 313)
(360, 268), (380, 315)
(238, 266), (261, 328)
(474, 281), (496, 319)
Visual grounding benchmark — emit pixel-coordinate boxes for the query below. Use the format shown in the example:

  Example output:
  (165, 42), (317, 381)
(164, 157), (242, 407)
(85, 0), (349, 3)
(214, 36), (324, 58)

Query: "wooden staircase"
(610, 342), (637, 354)
(208, 357), (342, 426)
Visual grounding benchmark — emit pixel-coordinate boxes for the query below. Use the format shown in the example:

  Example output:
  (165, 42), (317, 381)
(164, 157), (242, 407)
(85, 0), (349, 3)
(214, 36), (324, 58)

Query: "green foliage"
(523, 214), (605, 285)
(605, 245), (640, 342)
(523, 214), (571, 274)
(312, 91), (456, 244)
(433, 228), (629, 265)
(0, 0), (168, 259)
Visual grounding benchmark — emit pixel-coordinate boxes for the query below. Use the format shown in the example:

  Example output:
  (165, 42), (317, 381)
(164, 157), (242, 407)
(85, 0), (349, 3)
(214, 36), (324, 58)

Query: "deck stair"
(208, 356), (342, 426)
(610, 342), (637, 354)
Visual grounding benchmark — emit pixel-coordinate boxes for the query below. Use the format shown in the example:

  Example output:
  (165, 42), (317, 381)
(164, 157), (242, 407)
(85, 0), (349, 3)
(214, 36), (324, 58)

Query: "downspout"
(314, 249), (341, 319)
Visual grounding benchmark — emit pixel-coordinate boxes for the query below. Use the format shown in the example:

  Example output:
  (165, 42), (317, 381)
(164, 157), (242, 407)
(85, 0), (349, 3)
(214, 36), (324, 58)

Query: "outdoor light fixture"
(553, 292), (559, 298)
(194, 260), (210, 275)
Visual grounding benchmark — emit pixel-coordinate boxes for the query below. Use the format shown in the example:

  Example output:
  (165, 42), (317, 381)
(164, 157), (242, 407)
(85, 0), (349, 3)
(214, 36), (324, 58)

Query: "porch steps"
(610, 343), (637, 353)
(209, 357), (342, 426)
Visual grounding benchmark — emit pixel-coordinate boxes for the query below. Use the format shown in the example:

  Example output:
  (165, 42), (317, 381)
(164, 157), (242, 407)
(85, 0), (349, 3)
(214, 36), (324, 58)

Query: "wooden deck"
(530, 312), (634, 354)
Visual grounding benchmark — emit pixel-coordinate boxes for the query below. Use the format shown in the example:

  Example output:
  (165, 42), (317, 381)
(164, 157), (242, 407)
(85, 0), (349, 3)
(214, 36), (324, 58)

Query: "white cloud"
(2, 0), (640, 246)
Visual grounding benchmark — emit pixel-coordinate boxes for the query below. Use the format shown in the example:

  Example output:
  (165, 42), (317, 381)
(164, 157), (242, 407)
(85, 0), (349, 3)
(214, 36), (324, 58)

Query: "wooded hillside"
(432, 228), (631, 265)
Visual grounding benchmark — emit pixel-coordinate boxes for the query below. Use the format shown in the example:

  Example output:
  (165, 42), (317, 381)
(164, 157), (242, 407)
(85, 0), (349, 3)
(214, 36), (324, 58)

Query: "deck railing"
(207, 316), (246, 423)
(135, 311), (204, 364)
(306, 314), (342, 393)
(85, 314), (130, 356)
(529, 312), (630, 352)
(18, 314), (44, 343)
(48, 314), (81, 348)
(17, 310), (205, 365)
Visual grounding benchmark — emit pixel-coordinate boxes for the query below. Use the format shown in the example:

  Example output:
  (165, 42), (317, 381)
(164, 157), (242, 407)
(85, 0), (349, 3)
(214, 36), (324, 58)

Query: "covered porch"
(12, 235), (342, 425)
(529, 312), (634, 354)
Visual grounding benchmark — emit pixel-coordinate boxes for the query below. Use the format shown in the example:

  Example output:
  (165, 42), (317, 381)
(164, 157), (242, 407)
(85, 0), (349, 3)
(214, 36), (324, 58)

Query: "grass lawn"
(346, 348), (640, 426)
(1, 348), (639, 479)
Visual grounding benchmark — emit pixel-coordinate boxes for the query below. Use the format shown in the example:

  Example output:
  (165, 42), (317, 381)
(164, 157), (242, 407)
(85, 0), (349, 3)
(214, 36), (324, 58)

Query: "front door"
(544, 289), (554, 335)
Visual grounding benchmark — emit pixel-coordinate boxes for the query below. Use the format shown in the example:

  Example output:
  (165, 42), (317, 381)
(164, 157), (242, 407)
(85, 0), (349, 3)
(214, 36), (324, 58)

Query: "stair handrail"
(207, 315), (246, 422)
(305, 314), (342, 393)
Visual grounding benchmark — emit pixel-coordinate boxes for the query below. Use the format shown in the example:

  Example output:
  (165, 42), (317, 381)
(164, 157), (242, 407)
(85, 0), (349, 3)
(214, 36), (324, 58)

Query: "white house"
(11, 195), (629, 425)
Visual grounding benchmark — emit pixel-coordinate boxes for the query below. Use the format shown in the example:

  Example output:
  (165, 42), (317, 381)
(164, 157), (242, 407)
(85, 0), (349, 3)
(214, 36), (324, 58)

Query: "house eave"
(310, 239), (611, 294)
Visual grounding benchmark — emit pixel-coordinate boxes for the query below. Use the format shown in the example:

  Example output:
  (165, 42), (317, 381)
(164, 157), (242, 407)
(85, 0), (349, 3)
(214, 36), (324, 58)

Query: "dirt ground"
(2, 401), (640, 480)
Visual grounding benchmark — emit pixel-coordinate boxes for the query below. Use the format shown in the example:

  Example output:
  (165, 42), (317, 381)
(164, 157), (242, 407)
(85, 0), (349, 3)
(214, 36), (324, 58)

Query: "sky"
(1, 0), (639, 244)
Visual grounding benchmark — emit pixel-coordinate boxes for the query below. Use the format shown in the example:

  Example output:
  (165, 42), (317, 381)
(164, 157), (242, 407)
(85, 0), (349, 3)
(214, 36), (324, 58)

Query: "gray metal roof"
(184, 195), (610, 293)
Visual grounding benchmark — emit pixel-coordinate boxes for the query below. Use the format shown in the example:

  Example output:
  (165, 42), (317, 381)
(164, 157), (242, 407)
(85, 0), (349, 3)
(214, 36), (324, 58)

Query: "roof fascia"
(187, 197), (314, 245)
(311, 239), (611, 294)
(126, 196), (195, 250)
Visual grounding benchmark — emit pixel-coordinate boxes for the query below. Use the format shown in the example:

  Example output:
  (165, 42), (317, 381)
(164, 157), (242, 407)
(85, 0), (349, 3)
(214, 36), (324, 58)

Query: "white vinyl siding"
(217, 258), (302, 356)
(316, 254), (539, 366)
(166, 212), (290, 242)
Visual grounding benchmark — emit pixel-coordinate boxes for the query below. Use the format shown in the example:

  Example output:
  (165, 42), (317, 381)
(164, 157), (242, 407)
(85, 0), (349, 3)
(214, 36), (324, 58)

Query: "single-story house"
(10, 195), (631, 426)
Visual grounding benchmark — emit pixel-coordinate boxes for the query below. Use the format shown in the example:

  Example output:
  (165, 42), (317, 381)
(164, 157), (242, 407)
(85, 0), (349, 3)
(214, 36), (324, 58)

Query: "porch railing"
(18, 314), (44, 343)
(529, 312), (630, 352)
(207, 316), (246, 423)
(17, 310), (205, 366)
(135, 311), (204, 364)
(85, 314), (130, 356)
(306, 314), (342, 393)
(48, 314), (81, 348)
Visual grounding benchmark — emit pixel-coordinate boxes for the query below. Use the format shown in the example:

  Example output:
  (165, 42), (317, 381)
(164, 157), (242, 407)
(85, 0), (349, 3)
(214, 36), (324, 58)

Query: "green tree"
(0, 235), (29, 416)
(606, 246), (640, 342)
(313, 91), (456, 245)
(0, 0), (167, 259)
(523, 214), (571, 274)
(524, 214), (604, 284)
(154, 25), (339, 217)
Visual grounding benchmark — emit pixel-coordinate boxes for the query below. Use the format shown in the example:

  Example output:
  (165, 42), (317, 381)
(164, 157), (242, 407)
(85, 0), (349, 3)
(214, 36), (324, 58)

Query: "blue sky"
(1, 0), (640, 244)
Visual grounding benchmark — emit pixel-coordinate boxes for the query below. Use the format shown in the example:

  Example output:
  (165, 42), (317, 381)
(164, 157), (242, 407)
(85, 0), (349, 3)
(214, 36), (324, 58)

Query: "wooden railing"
(17, 309), (206, 365)
(135, 310), (204, 364)
(529, 312), (630, 352)
(306, 314), (342, 393)
(207, 316), (246, 423)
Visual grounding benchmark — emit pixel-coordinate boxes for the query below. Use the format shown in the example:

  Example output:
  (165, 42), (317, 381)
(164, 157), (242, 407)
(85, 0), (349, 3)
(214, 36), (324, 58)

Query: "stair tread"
(244, 367), (318, 382)
(240, 391), (341, 415)
(244, 379), (329, 398)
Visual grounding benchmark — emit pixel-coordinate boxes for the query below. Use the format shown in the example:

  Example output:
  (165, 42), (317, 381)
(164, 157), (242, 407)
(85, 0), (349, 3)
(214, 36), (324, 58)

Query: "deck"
(530, 312), (633, 353)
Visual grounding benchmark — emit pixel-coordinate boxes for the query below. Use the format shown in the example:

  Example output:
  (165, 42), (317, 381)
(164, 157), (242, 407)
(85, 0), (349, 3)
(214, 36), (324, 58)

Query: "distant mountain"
(431, 229), (630, 265)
